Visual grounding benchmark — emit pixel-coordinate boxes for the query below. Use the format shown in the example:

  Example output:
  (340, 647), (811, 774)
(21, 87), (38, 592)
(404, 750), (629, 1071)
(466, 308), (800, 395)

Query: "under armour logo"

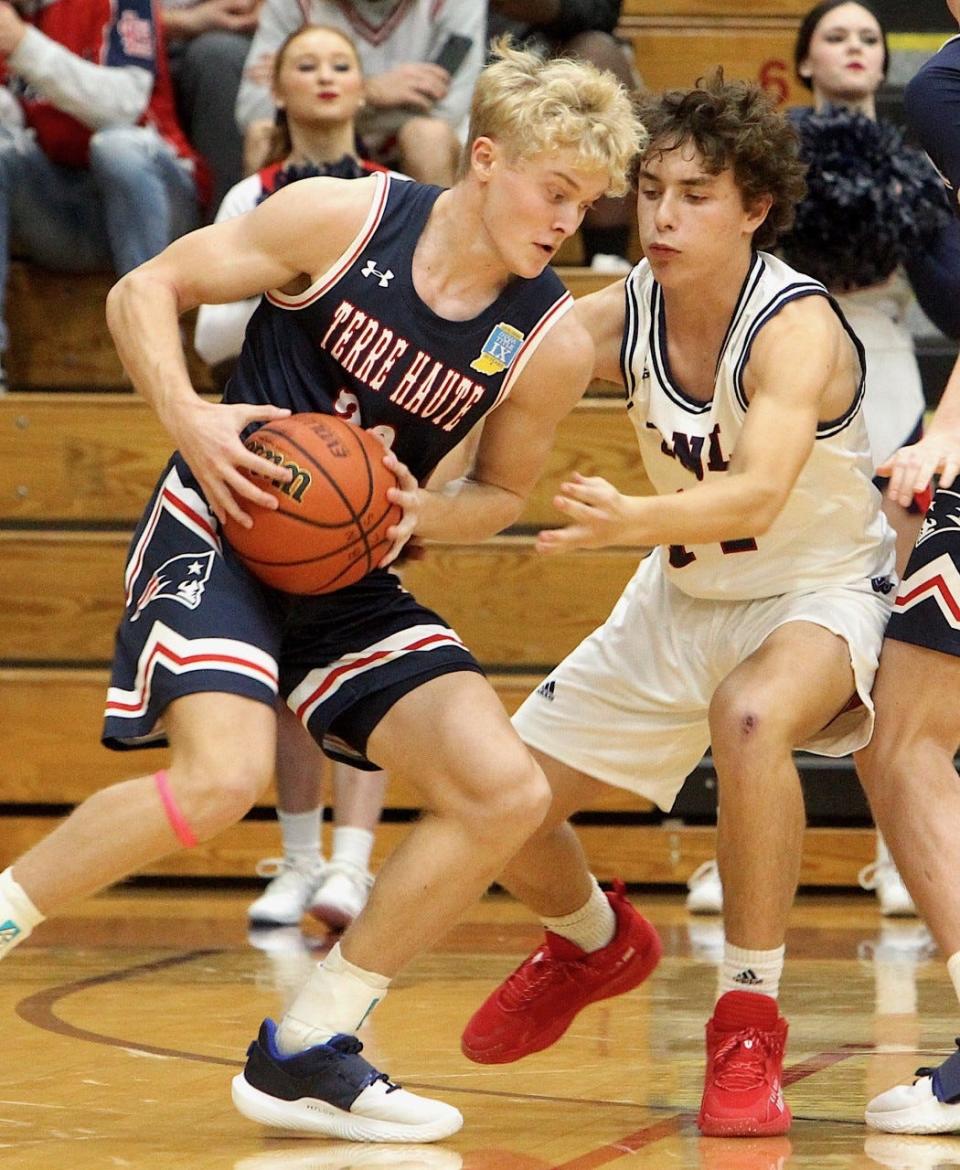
(361, 258), (394, 287)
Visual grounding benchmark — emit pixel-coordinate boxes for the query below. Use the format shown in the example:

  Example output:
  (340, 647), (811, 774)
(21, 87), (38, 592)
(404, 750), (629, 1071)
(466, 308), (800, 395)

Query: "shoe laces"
(858, 859), (900, 892)
(688, 860), (720, 890)
(328, 1034), (400, 1094)
(916, 1037), (960, 1080)
(498, 942), (575, 1010)
(712, 1027), (783, 1092)
(255, 857), (322, 888)
(322, 860), (374, 890)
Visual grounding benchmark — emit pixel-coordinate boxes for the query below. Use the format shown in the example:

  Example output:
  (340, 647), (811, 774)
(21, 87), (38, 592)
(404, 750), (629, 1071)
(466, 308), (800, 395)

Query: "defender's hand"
(878, 432), (960, 508)
(536, 473), (631, 554)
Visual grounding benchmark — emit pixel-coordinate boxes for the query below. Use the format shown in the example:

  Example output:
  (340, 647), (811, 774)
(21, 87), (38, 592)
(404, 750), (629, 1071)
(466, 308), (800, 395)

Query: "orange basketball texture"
(221, 413), (401, 594)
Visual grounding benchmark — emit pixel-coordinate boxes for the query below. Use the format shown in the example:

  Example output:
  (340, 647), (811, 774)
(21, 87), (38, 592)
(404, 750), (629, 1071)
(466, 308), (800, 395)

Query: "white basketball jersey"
(621, 251), (895, 600)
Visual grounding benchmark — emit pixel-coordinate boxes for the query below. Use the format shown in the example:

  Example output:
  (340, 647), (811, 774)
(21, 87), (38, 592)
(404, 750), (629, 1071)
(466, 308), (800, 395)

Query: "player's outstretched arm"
(538, 296), (839, 554)
(879, 348), (960, 506)
(105, 177), (377, 527)
(414, 311), (596, 544)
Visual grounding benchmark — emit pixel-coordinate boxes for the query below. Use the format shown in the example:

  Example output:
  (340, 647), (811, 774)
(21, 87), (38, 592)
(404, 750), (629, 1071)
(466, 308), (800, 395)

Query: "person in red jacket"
(0, 0), (205, 389)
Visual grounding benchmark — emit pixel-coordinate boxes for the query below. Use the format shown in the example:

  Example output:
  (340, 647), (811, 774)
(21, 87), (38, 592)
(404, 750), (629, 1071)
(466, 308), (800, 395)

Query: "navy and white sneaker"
(232, 1020), (463, 1142)
(866, 1040), (960, 1133)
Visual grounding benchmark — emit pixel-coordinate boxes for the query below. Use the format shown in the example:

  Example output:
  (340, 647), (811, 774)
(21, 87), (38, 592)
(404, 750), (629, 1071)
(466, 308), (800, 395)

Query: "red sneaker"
(698, 991), (792, 1137)
(460, 880), (661, 1064)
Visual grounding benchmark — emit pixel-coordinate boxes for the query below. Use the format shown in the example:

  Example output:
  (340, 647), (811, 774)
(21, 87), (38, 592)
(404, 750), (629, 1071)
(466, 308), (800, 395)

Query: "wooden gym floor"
(4, 884), (960, 1170)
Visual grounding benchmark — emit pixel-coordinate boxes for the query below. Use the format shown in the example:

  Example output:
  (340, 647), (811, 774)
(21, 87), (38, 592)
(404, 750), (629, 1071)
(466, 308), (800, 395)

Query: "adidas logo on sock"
(0, 919), (22, 945)
(536, 679), (556, 701)
(733, 968), (762, 986)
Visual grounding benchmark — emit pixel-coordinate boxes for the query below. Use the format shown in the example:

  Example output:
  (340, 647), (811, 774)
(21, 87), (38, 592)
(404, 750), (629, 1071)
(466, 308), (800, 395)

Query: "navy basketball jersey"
(226, 172), (574, 482)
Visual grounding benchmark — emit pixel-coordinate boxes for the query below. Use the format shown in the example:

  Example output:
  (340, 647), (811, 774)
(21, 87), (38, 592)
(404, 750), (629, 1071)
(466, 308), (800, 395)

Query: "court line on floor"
(15, 951), (894, 1163)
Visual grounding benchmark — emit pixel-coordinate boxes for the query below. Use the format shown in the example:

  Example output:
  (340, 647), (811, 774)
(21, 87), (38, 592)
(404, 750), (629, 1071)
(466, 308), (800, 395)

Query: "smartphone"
(432, 34), (473, 77)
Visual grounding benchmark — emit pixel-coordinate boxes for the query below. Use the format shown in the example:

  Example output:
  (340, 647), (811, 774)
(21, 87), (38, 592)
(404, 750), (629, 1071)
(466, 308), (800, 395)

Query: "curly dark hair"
(635, 70), (807, 251)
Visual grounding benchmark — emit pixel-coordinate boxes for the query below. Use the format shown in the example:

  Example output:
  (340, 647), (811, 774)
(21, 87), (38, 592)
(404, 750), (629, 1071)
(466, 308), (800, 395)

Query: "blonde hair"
(459, 37), (645, 196)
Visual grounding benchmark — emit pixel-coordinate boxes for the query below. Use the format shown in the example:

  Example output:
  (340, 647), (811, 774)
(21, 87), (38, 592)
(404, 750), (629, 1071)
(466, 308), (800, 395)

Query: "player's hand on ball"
(536, 473), (629, 554)
(380, 450), (421, 568)
(878, 431), (960, 508)
(172, 399), (292, 527)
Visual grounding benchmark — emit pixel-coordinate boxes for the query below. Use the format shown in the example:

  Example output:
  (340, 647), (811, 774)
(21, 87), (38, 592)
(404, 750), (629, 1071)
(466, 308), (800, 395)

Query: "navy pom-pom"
(778, 106), (952, 289)
(256, 155), (370, 205)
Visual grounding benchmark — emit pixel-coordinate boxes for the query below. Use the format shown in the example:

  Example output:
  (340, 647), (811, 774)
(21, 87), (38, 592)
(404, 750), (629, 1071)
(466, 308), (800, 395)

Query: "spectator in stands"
(236, 0), (485, 185)
(250, 703), (384, 933)
(195, 21), (396, 376)
(160, 0), (261, 213)
(487, 1), (638, 272)
(686, 0), (960, 921)
(198, 25), (391, 934)
(0, 0), (204, 392)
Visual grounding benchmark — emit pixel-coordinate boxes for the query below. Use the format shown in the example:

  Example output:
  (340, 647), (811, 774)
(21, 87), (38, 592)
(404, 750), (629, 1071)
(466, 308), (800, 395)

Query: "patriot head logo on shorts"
(131, 551), (215, 622)
(917, 491), (960, 547)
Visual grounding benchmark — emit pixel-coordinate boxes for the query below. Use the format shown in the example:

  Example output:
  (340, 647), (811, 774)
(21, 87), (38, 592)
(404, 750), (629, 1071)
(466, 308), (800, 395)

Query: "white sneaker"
(233, 1021), (463, 1142)
(865, 1131), (960, 1168)
(867, 1046), (960, 1133)
(686, 859), (724, 914)
(248, 857), (326, 927)
(589, 252), (632, 274)
(859, 859), (918, 918)
(309, 861), (374, 931)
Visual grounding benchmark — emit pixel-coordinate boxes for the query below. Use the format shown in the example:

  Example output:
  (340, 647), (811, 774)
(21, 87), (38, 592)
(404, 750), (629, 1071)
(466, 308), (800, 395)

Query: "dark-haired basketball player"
(459, 71), (896, 1138)
(858, 3), (960, 1135)
(0, 41), (646, 1143)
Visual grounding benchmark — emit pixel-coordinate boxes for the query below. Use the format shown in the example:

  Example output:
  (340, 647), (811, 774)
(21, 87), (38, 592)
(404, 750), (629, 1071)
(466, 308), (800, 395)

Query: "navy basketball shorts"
(886, 485), (960, 657)
(103, 455), (482, 769)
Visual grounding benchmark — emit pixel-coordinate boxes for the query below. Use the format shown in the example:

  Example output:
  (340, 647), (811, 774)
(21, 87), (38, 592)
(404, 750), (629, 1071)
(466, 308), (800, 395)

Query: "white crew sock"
(947, 950), (960, 1007)
(0, 868), (45, 958)
(541, 875), (616, 953)
(718, 941), (785, 1000)
(276, 941), (390, 1053)
(277, 807), (323, 866)
(331, 826), (374, 873)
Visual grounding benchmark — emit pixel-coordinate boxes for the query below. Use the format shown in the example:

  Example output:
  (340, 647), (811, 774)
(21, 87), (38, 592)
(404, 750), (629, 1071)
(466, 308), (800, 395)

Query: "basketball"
(221, 413), (401, 594)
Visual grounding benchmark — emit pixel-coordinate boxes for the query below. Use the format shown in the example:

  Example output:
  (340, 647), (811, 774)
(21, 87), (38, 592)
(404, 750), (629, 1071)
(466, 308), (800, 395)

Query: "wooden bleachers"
(1, 253), (879, 887)
(619, 0), (811, 108)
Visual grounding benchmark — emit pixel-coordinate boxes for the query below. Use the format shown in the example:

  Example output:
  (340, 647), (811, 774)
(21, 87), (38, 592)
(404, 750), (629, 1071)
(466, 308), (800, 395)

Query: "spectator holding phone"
(236, 0), (485, 185)
(160, 0), (262, 213)
(488, 1), (638, 270)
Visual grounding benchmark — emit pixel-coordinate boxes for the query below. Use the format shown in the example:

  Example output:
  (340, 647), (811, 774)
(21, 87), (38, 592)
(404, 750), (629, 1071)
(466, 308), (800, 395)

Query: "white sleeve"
(194, 298), (261, 366)
(7, 26), (152, 129)
(194, 174), (263, 364)
(235, 0), (300, 127)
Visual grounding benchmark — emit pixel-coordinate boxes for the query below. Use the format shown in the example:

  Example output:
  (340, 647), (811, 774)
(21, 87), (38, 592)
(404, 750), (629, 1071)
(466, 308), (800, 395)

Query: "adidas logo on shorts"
(536, 679), (556, 702)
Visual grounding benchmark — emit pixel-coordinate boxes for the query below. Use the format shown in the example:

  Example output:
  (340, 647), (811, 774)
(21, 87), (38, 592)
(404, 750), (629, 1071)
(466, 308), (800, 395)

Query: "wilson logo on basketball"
(245, 438), (312, 503)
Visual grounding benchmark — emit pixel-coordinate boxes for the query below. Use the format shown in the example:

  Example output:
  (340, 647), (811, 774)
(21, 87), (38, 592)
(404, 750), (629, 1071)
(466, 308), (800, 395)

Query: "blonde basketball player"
(0, 42), (643, 1143)
(460, 72), (897, 1138)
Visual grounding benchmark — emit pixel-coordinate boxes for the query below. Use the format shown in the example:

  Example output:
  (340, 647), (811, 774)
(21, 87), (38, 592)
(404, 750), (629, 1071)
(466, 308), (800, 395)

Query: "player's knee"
(455, 750), (551, 852)
(174, 755), (273, 839)
(709, 685), (779, 758)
